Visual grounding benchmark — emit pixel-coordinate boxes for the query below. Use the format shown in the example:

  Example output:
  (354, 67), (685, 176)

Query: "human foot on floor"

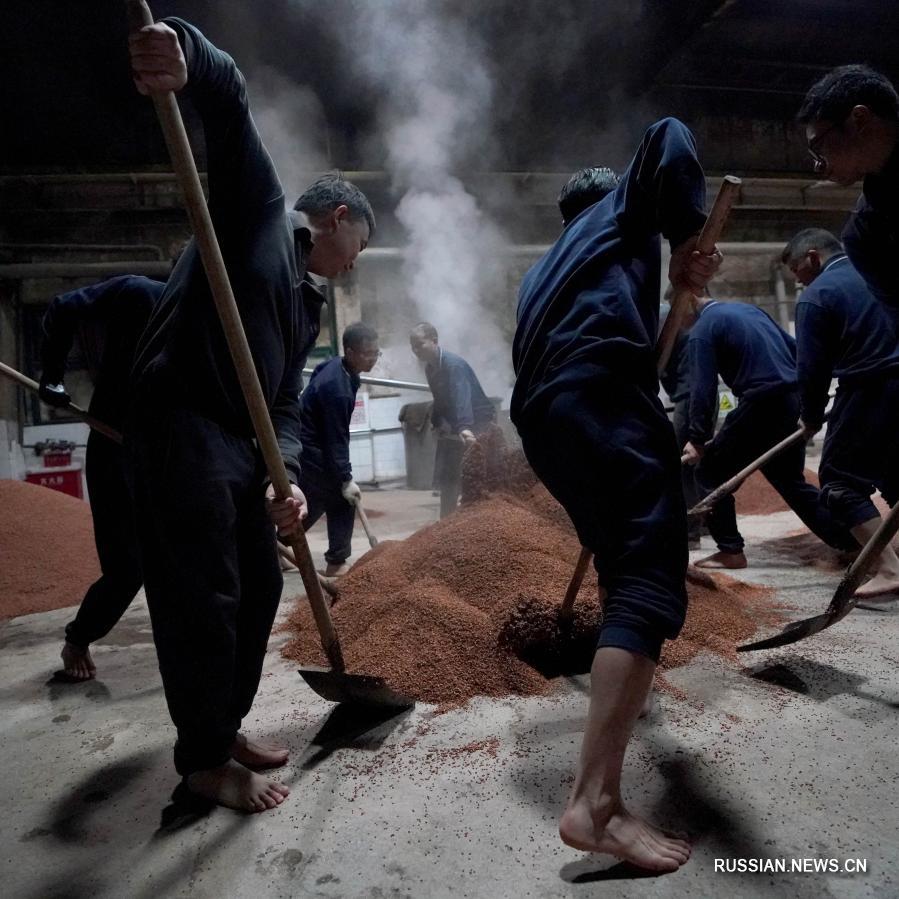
(854, 572), (899, 600)
(695, 551), (747, 570)
(186, 759), (290, 813)
(559, 798), (690, 872)
(231, 732), (289, 769)
(60, 642), (96, 681)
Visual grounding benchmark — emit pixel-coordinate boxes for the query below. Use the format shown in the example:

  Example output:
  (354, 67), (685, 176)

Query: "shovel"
(686, 426), (805, 518)
(127, 0), (411, 709)
(0, 361), (123, 444)
(355, 501), (379, 549)
(738, 499), (899, 652)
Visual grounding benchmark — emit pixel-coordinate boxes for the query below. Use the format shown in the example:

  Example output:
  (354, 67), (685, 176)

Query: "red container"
(43, 452), (72, 467)
(25, 464), (84, 499)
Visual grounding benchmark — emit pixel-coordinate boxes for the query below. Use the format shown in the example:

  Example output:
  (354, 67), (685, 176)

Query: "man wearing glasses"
(798, 65), (899, 307)
(297, 322), (381, 575)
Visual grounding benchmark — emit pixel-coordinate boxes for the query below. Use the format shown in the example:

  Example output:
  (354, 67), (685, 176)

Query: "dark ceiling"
(2, 0), (898, 174)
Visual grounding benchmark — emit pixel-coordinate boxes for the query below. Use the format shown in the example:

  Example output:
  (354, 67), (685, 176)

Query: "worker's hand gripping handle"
(125, 0), (345, 671)
(656, 175), (742, 374)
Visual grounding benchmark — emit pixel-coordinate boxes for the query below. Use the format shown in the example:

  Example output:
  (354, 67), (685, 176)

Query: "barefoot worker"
(39, 275), (164, 681)
(298, 322), (380, 576)
(681, 296), (855, 569)
(127, 18), (373, 812)
(786, 229), (899, 598)
(512, 119), (720, 871)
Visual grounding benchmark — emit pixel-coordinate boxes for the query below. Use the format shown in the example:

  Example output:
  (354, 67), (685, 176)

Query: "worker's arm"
(133, 19), (283, 232)
(446, 361), (476, 438)
(686, 334), (720, 446)
(318, 379), (356, 486)
(270, 353), (304, 485)
(39, 276), (140, 405)
(795, 296), (837, 433)
(614, 118), (708, 257)
(843, 206), (899, 308)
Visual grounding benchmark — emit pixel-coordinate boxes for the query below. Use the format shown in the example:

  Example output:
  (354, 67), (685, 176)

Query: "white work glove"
(342, 479), (362, 506)
(459, 429), (477, 447)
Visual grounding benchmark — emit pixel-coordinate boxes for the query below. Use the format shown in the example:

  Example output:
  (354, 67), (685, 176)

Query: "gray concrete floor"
(2, 482), (899, 899)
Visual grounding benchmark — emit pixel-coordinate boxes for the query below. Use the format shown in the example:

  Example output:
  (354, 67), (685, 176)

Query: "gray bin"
(399, 401), (436, 489)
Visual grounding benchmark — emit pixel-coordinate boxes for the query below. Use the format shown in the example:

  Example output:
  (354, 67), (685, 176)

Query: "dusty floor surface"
(2, 481), (898, 899)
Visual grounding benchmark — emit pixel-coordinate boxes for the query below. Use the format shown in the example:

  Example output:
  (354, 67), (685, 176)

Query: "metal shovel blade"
(298, 666), (415, 709)
(737, 595), (858, 652)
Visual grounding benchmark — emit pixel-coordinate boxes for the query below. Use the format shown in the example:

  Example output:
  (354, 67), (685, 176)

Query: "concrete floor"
(2, 483), (899, 899)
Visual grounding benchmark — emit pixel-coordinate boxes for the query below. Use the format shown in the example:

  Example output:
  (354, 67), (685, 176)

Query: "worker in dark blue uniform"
(797, 66), (899, 306)
(409, 322), (495, 518)
(127, 19), (374, 813)
(659, 300), (702, 547)
(299, 322), (380, 576)
(39, 275), (164, 682)
(682, 298), (855, 569)
(786, 228), (899, 598)
(512, 119), (720, 872)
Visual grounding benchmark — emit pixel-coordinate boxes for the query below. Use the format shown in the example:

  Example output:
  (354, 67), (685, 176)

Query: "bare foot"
(186, 759), (290, 813)
(61, 642), (96, 681)
(324, 561), (352, 577)
(854, 572), (899, 600)
(695, 551), (747, 570)
(560, 798), (690, 872)
(231, 732), (289, 769)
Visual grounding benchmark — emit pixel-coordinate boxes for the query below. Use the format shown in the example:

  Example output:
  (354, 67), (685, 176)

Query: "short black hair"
(798, 65), (899, 125)
(294, 173), (376, 236)
(410, 321), (438, 342)
(342, 321), (379, 352)
(558, 167), (620, 225)
(781, 228), (844, 265)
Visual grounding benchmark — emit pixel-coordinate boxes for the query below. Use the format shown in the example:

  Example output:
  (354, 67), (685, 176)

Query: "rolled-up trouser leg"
(819, 379), (899, 528)
(519, 381), (687, 663)
(131, 408), (262, 777)
(65, 431), (143, 648)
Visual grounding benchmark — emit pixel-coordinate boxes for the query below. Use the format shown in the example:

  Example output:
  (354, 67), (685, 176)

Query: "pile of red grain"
(283, 438), (783, 708)
(0, 479), (100, 620)
(734, 469), (820, 516)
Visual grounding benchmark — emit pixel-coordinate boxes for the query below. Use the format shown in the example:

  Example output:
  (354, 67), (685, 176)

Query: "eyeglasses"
(807, 121), (840, 171)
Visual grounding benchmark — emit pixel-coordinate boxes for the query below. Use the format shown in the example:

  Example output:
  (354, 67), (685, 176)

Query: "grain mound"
(734, 469), (820, 516)
(283, 433), (783, 708)
(0, 479), (100, 620)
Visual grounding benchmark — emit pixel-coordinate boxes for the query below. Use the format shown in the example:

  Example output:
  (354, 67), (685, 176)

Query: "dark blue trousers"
(819, 377), (899, 528)
(696, 388), (855, 554)
(518, 380), (688, 663)
(298, 462), (356, 564)
(65, 430), (143, 648)
(130, 408), (282, 777)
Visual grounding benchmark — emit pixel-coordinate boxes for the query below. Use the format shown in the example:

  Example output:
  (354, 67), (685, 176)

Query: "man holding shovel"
(512, 118), (720, 871)
(298, 322), (380, 576)
(787, 228), (899, 598)
(127, 18), (374, 812)
(39, 275), (164, 681)
(682, 297), (855, 568)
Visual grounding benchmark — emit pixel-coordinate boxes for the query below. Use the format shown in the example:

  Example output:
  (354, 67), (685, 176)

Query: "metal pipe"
(303, 368), (430, 392)
(0, 261), (171, 279)
(0, 243), (165, 260)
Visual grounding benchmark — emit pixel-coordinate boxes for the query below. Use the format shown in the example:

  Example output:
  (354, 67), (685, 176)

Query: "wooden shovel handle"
(126, 0), (344, 671)
(687, 426), (805, 517)
(657, 175), (741, 375)
(355, 502), (379, 548)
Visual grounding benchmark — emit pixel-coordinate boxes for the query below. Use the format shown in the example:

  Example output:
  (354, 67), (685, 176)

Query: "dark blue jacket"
(425, 349), (494, 433)
(843, 143), (899, 308)
(511, 118), (707, 423)
(687, 301), (797, 444)
(131, 19), (322, 481)
(796, 253), (899, 427)
(299, 356), (360, 484)
(41, 275), (164, 430)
